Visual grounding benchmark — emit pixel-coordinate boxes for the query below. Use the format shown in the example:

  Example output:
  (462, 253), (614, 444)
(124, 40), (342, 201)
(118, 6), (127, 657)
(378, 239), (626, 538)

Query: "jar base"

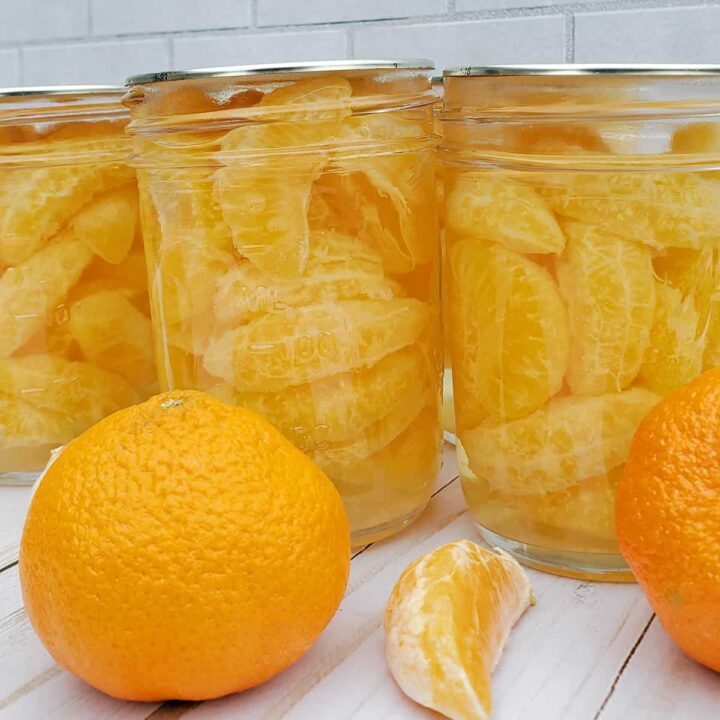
(475, 524), (635, 583)
(351, 502), (428, 548)
(0, 471), (39, 487)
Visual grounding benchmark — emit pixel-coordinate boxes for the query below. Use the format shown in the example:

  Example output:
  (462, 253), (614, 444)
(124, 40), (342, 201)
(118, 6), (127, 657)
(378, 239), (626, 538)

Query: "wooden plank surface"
(0, 445), (719, 719)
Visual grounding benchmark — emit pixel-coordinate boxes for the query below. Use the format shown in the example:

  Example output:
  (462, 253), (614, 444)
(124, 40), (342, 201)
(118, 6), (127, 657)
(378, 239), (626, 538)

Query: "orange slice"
(0, 236), (93, 357)
(0, 140), (134, 265)
(70, 184), (139, 264)
(336, 115), (437, 274)
(0, 354), (137, 427)
(461, 387), (660, 496)
(210, 344), (426, 447)
(539, 172), (720, 249)
(216, 77), (352, 278)
(0, 393), (76, 449)
(68, 290), (156, 394)
(448, 238), (568, 429)
(385, 540), (533, 720)
(638, 282), (704, 395)
(213, 229), (399, 324)
(557, 221), (655, 395)
(203, 298), (428, 392)
(445, 174), (565, 255)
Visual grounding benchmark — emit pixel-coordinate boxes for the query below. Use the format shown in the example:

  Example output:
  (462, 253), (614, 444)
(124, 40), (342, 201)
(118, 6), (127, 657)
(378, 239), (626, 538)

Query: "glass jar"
(442, 65), (720, 580)
(0, 86), (156, 485)
(125, 61), (443, 545)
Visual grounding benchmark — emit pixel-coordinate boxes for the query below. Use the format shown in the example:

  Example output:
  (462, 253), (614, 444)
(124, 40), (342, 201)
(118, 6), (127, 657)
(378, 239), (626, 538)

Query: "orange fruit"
(385, 540), (533, 720)
(19, 390), (350, 701)
(617, 369), (720, 672)
(445, 174), (565, 255)
(557, 221), (655, 395)
(448, 238), (568, 429)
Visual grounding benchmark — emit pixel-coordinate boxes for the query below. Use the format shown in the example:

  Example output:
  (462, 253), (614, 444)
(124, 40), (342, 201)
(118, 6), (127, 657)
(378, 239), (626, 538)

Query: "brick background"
(0, 0), (718, 87)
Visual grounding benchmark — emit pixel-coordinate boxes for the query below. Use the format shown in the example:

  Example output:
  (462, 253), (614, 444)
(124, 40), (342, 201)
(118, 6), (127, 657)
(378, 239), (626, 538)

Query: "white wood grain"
(598, 616), (720, 719)
(0, 485), (32, 569)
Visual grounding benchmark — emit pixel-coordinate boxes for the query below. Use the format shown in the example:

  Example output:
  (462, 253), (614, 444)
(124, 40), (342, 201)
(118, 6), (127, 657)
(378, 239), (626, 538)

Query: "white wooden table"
(1, 444), (718, 719)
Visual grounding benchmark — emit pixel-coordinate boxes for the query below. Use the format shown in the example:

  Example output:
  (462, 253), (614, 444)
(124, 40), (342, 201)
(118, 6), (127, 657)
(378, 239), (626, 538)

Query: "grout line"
(564, 12), (575, 62)
(593, 614), (656, 719)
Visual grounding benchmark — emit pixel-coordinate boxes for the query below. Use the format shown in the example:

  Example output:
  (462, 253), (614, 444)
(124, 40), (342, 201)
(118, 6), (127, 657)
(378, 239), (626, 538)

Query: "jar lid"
(444, 64), (720, 77)
(126, 59), (434, 86)
(0, 85), (123, 98)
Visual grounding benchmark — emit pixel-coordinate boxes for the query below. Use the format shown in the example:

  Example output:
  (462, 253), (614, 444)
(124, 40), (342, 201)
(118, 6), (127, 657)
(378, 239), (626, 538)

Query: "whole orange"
(617, 368), (720, 672)
(19, 390), (350, 701)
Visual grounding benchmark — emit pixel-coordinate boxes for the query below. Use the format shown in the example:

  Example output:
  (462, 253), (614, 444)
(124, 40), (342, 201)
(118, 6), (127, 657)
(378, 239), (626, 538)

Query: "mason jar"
(442, 65), (720, 580)
(0, 86), (156, 485)
(124, 61), (443, 544)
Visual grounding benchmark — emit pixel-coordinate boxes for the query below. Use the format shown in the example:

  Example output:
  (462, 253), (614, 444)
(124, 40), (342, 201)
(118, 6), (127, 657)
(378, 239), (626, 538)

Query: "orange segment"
(0, 354), (137, 427)
(638, 282), (704, 395)
(0, 141), (134, 265)
(68, 290), (156, 393)
(210, 345), (426, 447)
(0, 393), (76, 449)
(70, 184), (139, 264)
(539, 172), (720, 249)
(216, 78), (352, 278)
(213, 230), (399, 325)
(671, 122), (720, 178)
(385, 540), (533, 720)
(445, 174), (565, 254)
(203, 298), (428, 392)
(557, 221), (655, 395)
(336, 115), (436, 274)
(0, 237), (93, 357)
(461, 387), (660, 496)
(448, 238), (568, 429)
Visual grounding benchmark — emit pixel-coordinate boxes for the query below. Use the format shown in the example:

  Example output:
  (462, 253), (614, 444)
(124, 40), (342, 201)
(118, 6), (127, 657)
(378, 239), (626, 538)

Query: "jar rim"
(444, 64), (720, 77)
(0, 85), (124, 99)
(126, 59), (434, 86)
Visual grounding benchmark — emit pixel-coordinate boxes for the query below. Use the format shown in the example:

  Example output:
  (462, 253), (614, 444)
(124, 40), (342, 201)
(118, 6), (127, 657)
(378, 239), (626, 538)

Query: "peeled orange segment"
(445, 174), (565, 255)
(448, 238), (568, 429)
(153, 238), (233, 325)
(68, 290), (156, 393)
(213, 230), (399, 324)
(203, 298), (428, 392)
(0, 354), (137, 427)
(336, 115), (437, 274)
(653, 246), (716, 336)
(461, 387), (661, 496)
(327, 407), (441, 526)
(539, 172), (720, 249)
(638, 283), (704, 396)
(491, 467), (622, 543)
(0, 149), (134, 266)
(0, 237), (93, 357)
(216, 78), (352, 279)
(73, 247), (149, 303)
(671, 122), (720, 178)
(0, 393), (76, 449)
(70, 184), (139, 264)
(19, 322), (78, 360)
(557, 221), (655, 395)
(147, 167), (233, 253)
(211, 345), (426, 447)
(385, 540), (533, 720)
(316, 383), (427, 469)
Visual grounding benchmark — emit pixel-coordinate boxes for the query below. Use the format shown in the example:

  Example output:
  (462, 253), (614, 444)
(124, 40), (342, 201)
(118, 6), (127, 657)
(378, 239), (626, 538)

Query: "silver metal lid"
(127, 59), (434, 86)
(444, 64), (720, 77)
(0, 85), (123, 98)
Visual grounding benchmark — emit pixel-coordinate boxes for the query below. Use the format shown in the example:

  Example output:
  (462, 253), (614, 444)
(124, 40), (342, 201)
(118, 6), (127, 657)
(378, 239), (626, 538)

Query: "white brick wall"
(0, 0), (718, 87)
